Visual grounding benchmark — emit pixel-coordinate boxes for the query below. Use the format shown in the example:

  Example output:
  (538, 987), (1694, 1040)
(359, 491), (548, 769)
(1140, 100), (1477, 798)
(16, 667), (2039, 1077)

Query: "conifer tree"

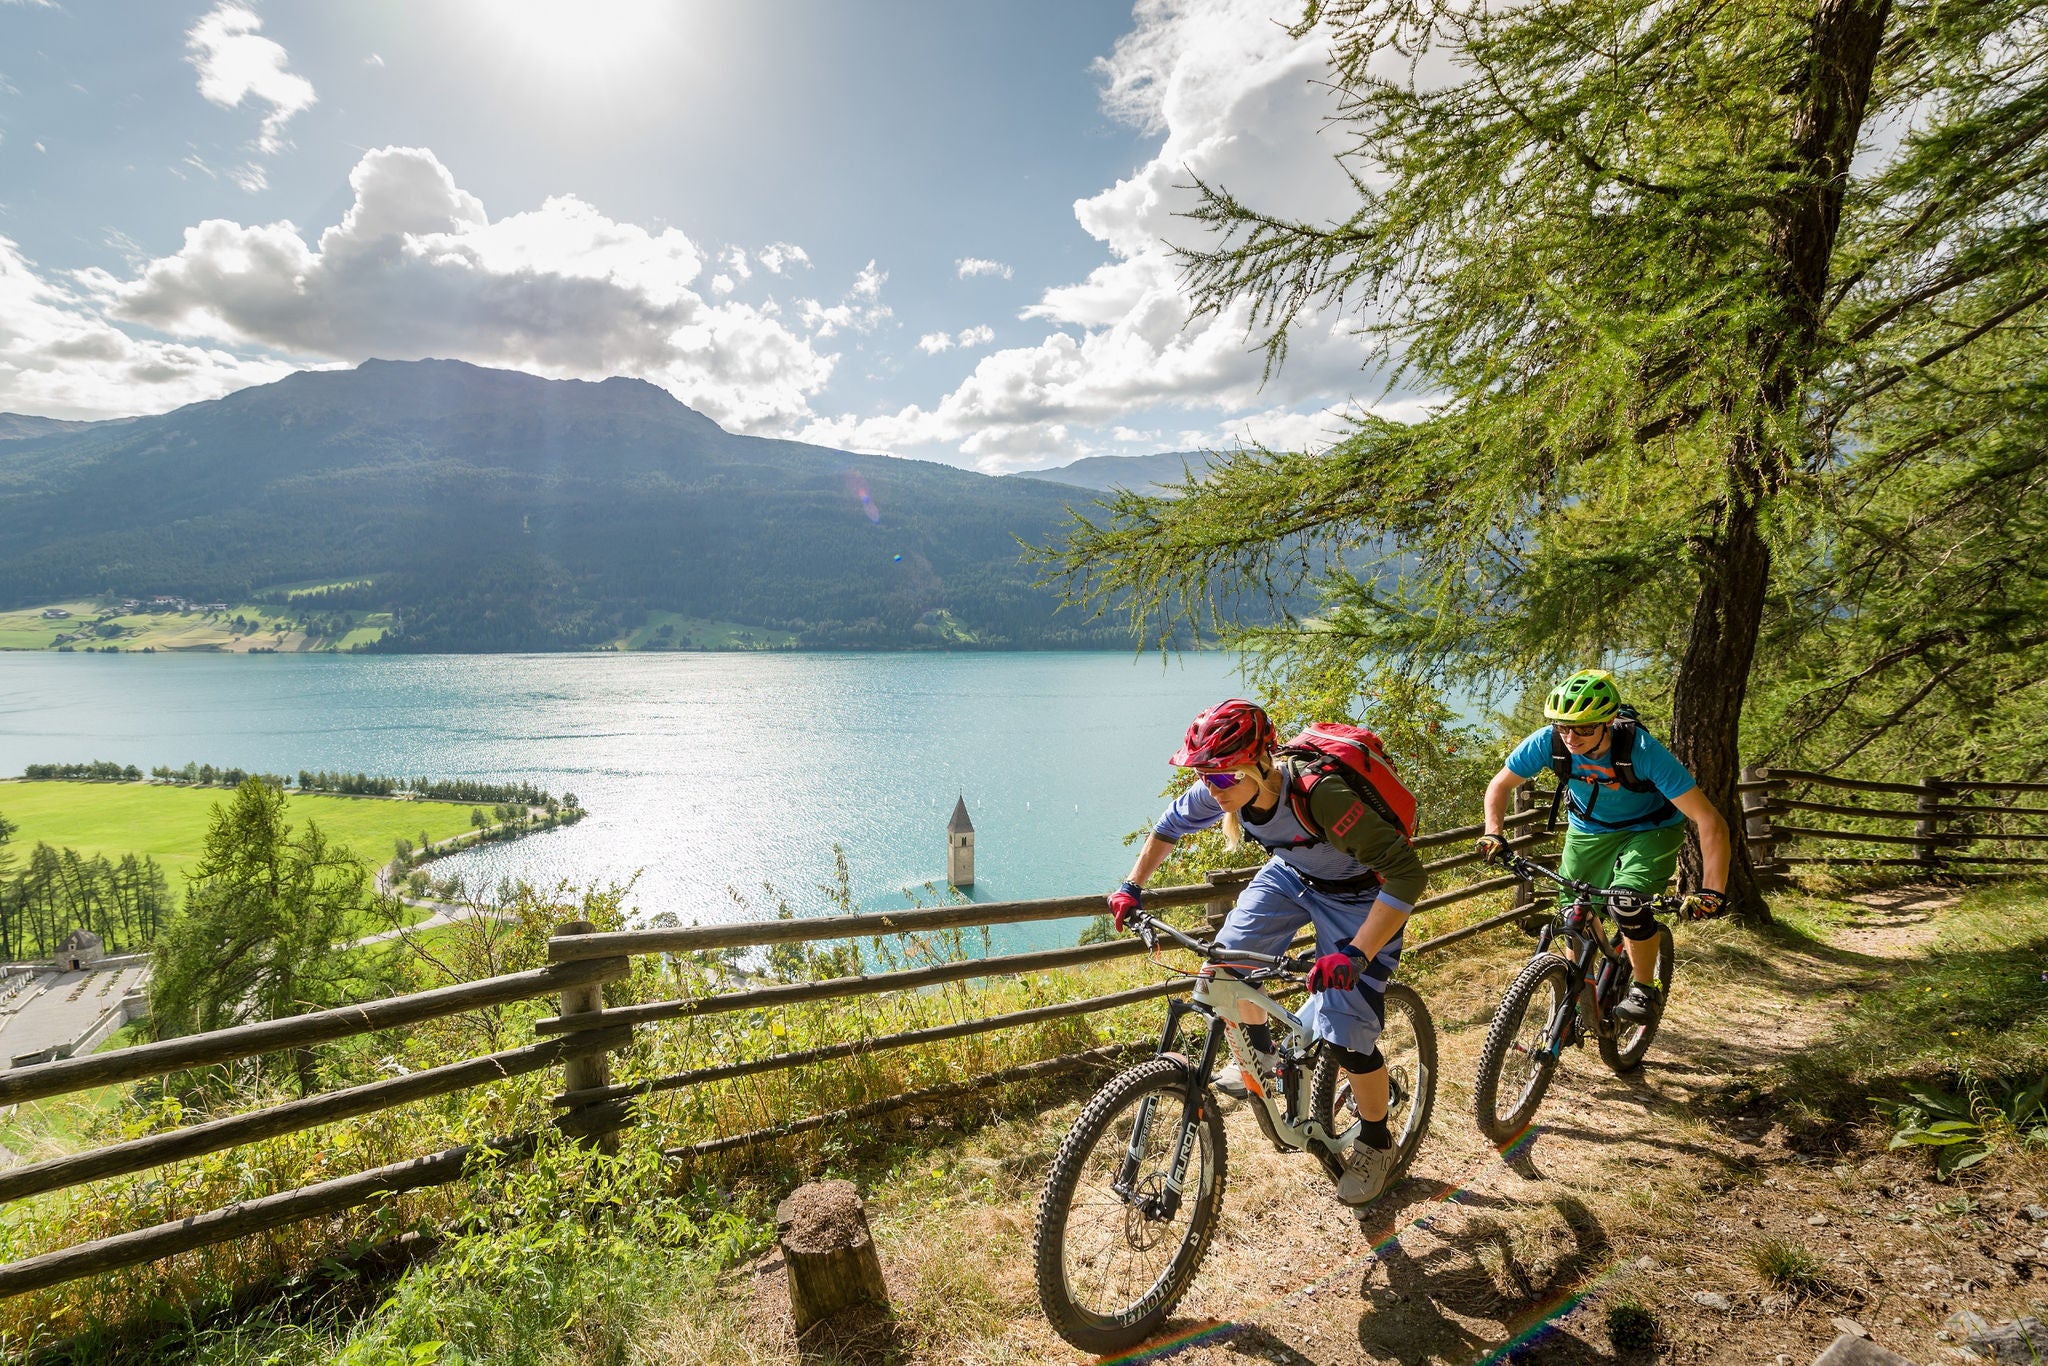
(1040, 0), (2048, 915)
(152, 779), (396, 1090)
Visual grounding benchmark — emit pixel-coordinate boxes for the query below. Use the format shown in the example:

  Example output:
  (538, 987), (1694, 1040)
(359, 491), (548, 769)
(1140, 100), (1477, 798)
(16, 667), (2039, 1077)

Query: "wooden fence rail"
(3, 756), (2042, 1305)
(0, 798), (1567, 1303)
(1740, 765), (2048, 874)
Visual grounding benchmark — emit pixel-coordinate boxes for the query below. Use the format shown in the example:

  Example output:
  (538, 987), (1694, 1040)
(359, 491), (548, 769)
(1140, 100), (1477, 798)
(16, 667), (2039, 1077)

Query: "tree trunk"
(1670, 491), (1774, 919)
(778, 1180), (891, 1336)
(1668, 0), (1889, 921)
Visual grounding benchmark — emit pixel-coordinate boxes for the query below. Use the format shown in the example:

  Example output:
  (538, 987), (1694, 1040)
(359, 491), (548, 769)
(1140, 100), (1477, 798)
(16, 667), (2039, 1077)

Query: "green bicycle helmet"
(1545, 669), (1622, 724)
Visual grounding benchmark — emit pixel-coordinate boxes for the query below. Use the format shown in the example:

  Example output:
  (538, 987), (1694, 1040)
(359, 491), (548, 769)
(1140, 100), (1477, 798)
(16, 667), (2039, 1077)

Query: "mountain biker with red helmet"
(1107, 698), (1428, 1206)
(1474, 669), (1731, 1026)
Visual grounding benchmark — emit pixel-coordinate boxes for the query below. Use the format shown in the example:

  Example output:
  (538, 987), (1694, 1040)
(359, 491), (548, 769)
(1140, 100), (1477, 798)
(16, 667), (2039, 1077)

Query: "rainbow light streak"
(845, 472), (882, 524)
(1087, 1122), (1616, 1366)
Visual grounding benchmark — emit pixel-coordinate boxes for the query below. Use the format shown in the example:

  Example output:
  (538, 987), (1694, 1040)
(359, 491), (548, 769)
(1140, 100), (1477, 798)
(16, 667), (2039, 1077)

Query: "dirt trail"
(1020, 885), (2012, 1366)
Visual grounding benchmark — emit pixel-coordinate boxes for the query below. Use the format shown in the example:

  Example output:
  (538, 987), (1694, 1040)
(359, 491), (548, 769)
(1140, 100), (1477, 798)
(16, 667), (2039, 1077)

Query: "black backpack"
(1546, 704), (1678, 831)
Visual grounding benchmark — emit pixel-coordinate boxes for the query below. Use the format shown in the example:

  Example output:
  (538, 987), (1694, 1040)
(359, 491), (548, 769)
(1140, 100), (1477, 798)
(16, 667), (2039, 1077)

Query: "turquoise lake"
(0, 652), (1248, 949)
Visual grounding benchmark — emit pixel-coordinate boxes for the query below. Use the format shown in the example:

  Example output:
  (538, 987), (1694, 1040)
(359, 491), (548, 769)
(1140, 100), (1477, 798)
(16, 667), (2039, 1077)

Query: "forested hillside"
(0, 361), (1134, 651)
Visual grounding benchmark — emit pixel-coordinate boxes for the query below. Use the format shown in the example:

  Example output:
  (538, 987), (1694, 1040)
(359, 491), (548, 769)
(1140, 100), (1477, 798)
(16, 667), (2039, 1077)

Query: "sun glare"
(469, 0), (679, 84)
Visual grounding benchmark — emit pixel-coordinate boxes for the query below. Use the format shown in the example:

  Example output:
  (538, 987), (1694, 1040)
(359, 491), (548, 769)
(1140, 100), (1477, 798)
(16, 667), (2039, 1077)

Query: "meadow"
(0, 780), (481, 886)
(0, 601), (392, 654)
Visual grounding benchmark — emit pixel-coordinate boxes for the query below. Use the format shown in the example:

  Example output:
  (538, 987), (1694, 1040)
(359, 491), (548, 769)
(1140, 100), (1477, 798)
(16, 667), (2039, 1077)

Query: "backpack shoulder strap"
(1546, 728), (1571, 830)
(1280, 754), (1329, 843)
(1607, 713), (1659, 792)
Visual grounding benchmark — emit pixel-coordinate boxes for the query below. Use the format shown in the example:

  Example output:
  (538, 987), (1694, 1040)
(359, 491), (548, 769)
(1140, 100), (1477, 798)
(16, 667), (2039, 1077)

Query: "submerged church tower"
(947, 795), (975, 889)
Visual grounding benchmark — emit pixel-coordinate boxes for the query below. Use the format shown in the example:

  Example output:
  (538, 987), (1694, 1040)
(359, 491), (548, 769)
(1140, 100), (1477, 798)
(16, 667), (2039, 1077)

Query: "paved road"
(0, 963), (147, 1066)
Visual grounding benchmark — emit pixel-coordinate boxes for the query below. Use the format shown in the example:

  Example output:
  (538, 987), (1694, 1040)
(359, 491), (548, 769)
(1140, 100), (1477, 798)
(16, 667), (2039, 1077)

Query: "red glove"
(1306, 945), (1366, 993)
(1108, 881), (1143, 933)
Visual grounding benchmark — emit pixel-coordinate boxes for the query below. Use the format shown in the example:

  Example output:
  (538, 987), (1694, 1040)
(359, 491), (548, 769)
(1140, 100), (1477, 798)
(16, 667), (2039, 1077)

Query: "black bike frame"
(1113, 999), (1227, 1221)
(1532, 897), (1632, 1049)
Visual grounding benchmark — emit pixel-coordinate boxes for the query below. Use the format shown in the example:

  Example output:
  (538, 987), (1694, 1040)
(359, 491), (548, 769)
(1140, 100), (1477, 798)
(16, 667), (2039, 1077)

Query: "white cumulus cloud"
(185, 2), (317, 156)
(79, 146), (840, 432)
(955, 324), (995, 348)
(916, 332), (953, 355)
(0, 234), (298, 419)
(955, 257), (1013, 280)
(803, 0), (1377, 470)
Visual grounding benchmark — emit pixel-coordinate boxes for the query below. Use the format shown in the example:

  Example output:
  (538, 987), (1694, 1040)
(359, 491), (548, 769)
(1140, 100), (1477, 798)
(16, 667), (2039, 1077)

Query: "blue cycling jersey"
(1505, 724), (1696, 833)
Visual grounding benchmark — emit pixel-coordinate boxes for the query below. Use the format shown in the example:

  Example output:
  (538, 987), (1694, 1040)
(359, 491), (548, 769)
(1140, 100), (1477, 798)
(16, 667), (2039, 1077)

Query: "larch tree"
(1038, 0), (2048, 917)
(152, 778), (397, 1092)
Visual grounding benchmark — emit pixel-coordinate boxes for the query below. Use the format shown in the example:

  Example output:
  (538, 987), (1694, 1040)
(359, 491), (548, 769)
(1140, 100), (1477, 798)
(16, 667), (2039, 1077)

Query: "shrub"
(1745, 1238), (1838, 1297)
(1605, 1299), (1656, 1351)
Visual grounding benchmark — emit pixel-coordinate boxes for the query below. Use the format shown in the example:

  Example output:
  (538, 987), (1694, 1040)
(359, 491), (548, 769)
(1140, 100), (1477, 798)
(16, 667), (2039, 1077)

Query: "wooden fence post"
(1510, 786), (1538, 925)
(555, 920), (618, 1154)
(1913, 778), (1945, 872)
(1741, 764), (1778, 879)
(1205, 868), (1234, 933)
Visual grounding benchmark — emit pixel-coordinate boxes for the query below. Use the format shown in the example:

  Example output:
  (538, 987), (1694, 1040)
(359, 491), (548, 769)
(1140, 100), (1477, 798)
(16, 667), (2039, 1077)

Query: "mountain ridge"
(0, 360), (1138, 652)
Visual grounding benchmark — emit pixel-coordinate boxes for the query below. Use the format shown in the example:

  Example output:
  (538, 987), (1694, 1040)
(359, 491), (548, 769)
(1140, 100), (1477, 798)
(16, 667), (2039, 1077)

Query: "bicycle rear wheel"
(1031, 1058), (1227, 1354)
(1309, 982), (1437, 1196)
(1598, 924), (1675, 1074)
(1472, 954), (1572, 1146)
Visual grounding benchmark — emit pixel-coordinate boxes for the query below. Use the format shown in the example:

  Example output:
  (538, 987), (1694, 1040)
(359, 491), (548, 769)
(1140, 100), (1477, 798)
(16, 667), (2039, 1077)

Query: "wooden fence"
(0, 795), (1565, 1303)
(7, 764), (2041, 1305)
(1739, 766), (2048, 873)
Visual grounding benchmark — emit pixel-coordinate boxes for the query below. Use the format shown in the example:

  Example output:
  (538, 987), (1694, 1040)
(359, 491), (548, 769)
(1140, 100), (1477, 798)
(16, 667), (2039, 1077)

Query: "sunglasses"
(1198, 770), (1248, 790)
(1553, 722), (1606, 739)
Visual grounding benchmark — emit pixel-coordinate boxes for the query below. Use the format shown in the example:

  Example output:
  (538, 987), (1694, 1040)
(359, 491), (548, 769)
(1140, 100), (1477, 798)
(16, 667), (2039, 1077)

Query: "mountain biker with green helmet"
(1473, 669), (1731, 1026)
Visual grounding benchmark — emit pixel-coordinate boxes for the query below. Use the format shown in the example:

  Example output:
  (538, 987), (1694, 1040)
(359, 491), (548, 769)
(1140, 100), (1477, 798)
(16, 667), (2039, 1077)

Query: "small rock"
(1635, 1255), (1657, 1271)
(1945, 1310), (1992, 1337)
(2022, 1205), (2048, 1223)
(1693, 1291), (1733, 1312)
(1967, 1317), (2048, 1364)
(1832, 1315), (1873, 1339)
(1812, 1213), (1834, 1226)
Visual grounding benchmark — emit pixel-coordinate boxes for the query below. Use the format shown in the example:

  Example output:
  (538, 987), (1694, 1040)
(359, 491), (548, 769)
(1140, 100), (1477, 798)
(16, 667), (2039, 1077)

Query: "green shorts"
(1554, 824), (1685, 905)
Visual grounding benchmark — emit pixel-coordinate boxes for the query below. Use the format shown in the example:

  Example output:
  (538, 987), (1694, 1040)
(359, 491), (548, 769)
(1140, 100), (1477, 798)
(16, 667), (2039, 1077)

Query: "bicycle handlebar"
(1129, 911), (1318, 975)
(1498, 851), (1685, 915)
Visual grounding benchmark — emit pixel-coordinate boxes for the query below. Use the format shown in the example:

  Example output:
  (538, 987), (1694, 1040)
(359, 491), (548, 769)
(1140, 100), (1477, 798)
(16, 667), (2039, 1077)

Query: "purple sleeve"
(1152, 783), (1225, 842)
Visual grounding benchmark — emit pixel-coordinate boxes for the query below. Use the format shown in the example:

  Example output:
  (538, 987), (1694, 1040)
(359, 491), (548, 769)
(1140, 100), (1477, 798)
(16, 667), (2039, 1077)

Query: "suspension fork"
(1116, 1004), (1220, 1214)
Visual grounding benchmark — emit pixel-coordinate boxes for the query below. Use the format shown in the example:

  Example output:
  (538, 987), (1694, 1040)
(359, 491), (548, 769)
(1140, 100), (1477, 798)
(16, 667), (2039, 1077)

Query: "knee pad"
(1607, 888), (1660, 942)
(1333, 1045), (1384, 1075)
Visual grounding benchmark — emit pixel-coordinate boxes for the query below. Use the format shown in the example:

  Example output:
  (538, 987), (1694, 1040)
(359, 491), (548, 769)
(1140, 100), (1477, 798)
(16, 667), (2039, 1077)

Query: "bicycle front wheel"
(1031, 1058), (1227, 1354)
(1598, 924), (1675, 1074)
(1472, 954), (1572, 1146)
(1309, 982), (1438, 1195)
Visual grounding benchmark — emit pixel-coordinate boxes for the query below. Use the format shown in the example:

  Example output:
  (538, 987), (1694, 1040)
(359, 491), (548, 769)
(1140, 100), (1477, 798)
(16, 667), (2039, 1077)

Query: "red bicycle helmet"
(1170, 698), (1277, 769)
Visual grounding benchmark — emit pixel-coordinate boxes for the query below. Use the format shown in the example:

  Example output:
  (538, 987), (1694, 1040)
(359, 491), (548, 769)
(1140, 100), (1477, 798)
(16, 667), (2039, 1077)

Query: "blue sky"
(0, 0), (1389, 470)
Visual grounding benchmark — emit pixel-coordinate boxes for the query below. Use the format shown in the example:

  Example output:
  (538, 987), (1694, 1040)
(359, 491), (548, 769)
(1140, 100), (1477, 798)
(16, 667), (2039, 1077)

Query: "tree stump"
(777, 1180), (890, 1335)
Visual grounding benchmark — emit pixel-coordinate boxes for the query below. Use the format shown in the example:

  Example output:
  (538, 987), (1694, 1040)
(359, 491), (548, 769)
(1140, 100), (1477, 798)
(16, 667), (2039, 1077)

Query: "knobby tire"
(1308, 982), (1438, 1197)
(1472, 954), (1573, 1146)
(1598, 924), (1675, 1074)
(1031, 1057), (1227, 1354)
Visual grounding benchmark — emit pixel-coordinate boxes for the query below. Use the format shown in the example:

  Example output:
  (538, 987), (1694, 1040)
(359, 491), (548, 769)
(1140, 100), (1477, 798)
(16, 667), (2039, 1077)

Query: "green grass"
(0, 781), (479, 888)
(1745, 1238), (1840, 1296)
(1775, 878), (2048, 1134)
(612, 611), (797, 651)
(0, 599), (387, 653)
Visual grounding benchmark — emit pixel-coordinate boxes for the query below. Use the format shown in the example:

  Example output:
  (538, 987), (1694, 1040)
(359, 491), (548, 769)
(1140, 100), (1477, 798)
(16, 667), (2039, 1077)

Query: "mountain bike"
(1471, 852), (1682, 1145)
(1032, 910), (1437, 1354)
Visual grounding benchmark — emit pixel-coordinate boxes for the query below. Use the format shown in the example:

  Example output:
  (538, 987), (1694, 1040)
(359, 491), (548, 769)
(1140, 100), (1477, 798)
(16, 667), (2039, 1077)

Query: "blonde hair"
(1218, 755), (1278, 853)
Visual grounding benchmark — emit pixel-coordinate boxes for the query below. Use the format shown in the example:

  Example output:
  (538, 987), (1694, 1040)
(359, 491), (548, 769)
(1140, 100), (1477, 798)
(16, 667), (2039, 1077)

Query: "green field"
(0, 600), (392, 653)
(612, 611), (798, 651)
(0, 781), (480, 887)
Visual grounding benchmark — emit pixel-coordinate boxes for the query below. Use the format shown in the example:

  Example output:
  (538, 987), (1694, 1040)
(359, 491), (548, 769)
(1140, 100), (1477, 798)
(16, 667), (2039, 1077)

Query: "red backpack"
(1278, 724), (1418, 844)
